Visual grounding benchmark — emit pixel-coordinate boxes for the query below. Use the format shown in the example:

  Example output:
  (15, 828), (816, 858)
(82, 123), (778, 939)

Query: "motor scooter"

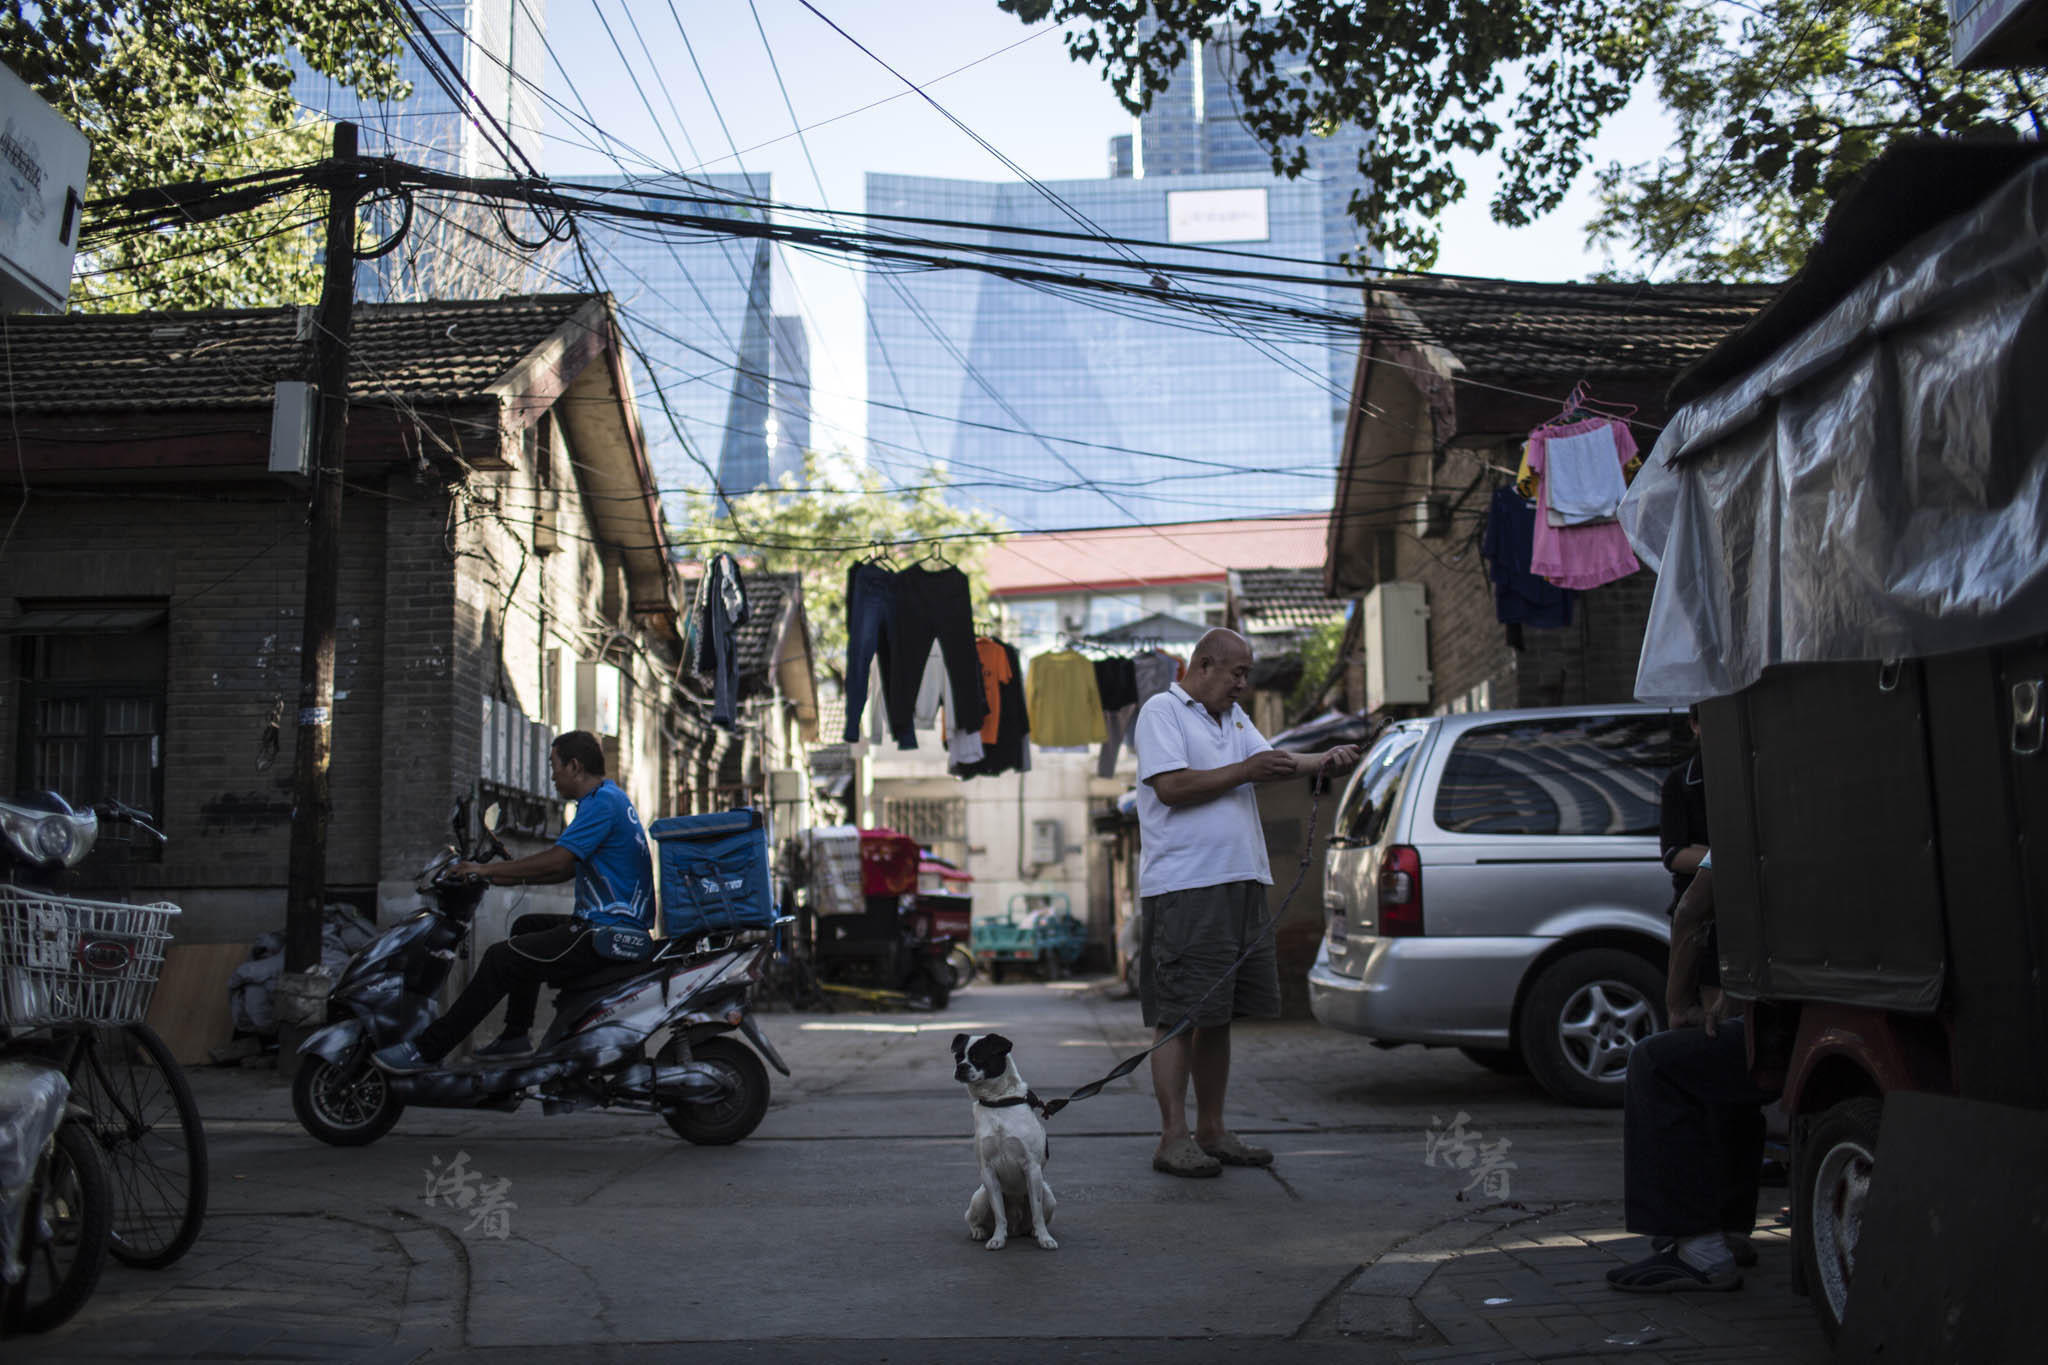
(291, 801), (790, 1148)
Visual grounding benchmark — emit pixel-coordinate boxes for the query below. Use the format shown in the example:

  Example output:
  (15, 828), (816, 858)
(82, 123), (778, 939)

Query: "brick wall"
(0, 484), (389, 939)
(0, 416), (683, 944)
(1390, 443), (1657, 714)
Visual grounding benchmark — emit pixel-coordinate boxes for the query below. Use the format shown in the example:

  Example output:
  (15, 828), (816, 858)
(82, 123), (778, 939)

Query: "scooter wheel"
(2, 1118), (112, 1335)
(292, 1056), (404, 1147)
(659, 1036), (769, 1146)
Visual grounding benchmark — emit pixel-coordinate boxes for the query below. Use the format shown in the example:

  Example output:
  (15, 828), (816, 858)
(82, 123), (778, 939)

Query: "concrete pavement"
(12, 980), (1831, 1363)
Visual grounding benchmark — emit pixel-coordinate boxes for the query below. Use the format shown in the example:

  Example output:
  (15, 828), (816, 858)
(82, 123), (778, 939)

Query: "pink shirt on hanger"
(1527, 417), (1642, 590)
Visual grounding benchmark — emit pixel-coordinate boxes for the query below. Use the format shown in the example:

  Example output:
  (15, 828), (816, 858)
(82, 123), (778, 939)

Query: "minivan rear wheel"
(1518, 949), (1664, 1107)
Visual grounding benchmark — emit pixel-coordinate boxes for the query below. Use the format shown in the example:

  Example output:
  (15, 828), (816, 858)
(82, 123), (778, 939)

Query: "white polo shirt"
(1134, 682), (1274, 897)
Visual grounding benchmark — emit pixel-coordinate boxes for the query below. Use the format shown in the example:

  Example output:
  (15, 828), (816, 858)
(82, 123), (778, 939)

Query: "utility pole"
(283, 122), (362, 981)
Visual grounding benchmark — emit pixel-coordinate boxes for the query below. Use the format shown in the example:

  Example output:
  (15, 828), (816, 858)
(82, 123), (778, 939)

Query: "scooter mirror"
(482, 801), (503, 833)
(450, 797), (471, 848)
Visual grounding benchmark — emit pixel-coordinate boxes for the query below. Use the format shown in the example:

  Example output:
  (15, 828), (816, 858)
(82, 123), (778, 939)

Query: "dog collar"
(978, 1090), (1046, 1113)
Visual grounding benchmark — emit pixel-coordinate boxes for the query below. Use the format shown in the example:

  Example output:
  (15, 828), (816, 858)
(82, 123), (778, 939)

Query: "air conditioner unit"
(1363, 581), (1431, 712)
(767, 769), (805, 804)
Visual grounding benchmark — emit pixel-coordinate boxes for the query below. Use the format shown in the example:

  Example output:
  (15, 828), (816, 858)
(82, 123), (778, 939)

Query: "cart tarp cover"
(1622, 151), (2048, 704)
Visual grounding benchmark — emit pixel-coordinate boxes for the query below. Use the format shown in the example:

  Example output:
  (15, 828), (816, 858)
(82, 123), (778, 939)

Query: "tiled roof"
(0, 294), (597, 411)
(733, 572), (797, 682)
(1378, 279), (1779, 385)
(816, 691), (848, 743)
(1231, 567), (1348, 633)
(986, 515), (1328, 596)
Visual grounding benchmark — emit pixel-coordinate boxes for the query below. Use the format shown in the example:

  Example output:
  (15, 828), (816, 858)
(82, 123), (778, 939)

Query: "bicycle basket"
(0, 886), (181, 1027)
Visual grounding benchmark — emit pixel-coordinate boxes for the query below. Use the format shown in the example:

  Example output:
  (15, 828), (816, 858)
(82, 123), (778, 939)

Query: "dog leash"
(1031, 772), (1331, 1122)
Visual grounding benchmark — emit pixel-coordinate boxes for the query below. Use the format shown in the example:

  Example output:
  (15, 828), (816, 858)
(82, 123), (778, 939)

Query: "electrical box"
(1363, 581), (1431, 712)
(268, 381), (313, 476)
(767, 769), (805, 804)
(530, 724), (554, 795)
(479, 697), (500, 784)
(576, 661), (622, 737)
(1030, 818), (1064, 867)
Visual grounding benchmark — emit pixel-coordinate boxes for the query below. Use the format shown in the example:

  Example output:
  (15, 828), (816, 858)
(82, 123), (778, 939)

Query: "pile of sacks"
(211, 904), (378, 1063)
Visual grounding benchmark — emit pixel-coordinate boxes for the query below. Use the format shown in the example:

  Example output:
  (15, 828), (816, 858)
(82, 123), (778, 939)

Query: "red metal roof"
(984, 516), (1328, 597)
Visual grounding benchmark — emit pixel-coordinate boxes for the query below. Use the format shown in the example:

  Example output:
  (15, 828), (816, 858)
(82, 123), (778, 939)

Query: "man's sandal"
(1153, 1136), (1223, 1178)
(1199, 1132), (1274, 1167)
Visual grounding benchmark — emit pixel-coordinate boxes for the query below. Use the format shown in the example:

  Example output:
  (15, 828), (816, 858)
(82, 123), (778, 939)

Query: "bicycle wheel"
(2, 1119), (113, 1334)
(72, 1023), (208, 1268)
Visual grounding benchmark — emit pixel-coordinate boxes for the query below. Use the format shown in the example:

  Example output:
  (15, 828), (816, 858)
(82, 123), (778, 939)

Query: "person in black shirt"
(1659, 705), (1710, 909)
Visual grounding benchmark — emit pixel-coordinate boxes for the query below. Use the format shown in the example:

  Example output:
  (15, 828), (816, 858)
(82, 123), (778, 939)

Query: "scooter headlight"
(35, 818), (74, 862)
(0, 802), (98, 869)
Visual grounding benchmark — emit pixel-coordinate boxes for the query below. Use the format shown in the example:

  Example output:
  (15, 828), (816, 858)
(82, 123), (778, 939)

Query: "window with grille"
(881, 797), (965, 848)
(15, 615), (169, 832)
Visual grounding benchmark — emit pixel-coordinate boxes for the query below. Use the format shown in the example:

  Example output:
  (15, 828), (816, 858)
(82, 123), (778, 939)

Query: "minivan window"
(1336, 727), (1423, 845)
(1433, 715), (1676, 836)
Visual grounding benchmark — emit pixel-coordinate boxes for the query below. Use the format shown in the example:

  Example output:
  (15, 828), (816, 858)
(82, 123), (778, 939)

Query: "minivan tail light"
(1378, 845), (1423, 936)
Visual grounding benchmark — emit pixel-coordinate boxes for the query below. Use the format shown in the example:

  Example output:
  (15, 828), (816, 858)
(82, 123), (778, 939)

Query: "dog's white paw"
(985, 1234), (1007, 1251)
(1034, 1232), (1059, 1250)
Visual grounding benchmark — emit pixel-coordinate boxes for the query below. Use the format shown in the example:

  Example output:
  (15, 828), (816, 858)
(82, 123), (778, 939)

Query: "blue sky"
(538, 1), (1672, 463)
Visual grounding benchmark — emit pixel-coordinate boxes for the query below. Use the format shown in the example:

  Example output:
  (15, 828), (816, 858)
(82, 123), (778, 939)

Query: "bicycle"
(0, 797), (206, 1277)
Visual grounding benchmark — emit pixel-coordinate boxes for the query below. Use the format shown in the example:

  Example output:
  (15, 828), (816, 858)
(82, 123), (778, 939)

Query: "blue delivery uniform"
(410, 781), (656, 1063)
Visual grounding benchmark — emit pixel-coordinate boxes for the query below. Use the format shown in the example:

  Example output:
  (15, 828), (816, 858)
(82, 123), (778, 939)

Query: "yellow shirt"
(1024, 650), (1107, 747)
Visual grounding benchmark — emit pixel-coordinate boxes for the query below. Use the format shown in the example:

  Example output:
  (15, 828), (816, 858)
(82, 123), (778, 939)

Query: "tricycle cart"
(917, 856), (975, 989)
(808, 830), (953, 1010)
(972, 893), (1086, 982)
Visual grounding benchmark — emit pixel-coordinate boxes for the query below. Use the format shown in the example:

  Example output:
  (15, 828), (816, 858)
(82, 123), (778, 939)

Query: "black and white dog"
(951, 1032), (1058, 1250)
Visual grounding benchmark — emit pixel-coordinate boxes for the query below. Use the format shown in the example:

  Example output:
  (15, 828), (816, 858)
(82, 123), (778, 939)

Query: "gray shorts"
(1139, 880), (1280, 1030)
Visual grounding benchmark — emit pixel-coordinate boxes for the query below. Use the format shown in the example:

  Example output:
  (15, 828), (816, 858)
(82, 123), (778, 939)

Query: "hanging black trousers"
(885, 565), (986, 747)
(1622, 1021), (1778, 1237)
(842, 562), (897, 744)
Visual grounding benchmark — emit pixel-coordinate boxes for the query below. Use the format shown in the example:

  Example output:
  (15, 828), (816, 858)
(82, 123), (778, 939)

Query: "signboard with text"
(1166, 187), (1269, 244)
(1952, 0), (2048, 67)
(0, 62), (89, 313)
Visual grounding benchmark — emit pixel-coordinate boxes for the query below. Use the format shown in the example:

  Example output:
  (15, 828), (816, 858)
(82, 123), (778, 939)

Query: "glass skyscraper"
(292, 1), (550, 301)
(865, 23), (1368, 531)
(292, 0), (546, 173)
(573, 174), (812, 511)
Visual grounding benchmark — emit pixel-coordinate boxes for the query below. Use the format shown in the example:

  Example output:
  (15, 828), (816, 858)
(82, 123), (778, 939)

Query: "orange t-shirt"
(976, 637), (1012, 743)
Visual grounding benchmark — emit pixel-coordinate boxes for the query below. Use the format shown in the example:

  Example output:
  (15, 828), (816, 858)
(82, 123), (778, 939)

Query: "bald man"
(1133, 628), (1361, 1177)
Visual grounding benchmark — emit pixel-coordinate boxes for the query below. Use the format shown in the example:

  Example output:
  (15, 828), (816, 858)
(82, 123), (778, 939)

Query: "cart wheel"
(946, 945), (977, 991)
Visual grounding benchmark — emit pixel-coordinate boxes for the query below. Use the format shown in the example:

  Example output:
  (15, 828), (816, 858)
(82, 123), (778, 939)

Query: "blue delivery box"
(648, 808), (776, 938)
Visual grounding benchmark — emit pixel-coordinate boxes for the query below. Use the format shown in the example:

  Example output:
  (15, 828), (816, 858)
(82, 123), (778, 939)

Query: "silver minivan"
(1307, 706), (1686, 1106)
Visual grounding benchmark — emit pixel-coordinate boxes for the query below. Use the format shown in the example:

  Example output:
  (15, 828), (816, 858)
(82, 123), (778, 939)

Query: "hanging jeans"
(886, 565), (986, 748)
(843, 562), (898, 744)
